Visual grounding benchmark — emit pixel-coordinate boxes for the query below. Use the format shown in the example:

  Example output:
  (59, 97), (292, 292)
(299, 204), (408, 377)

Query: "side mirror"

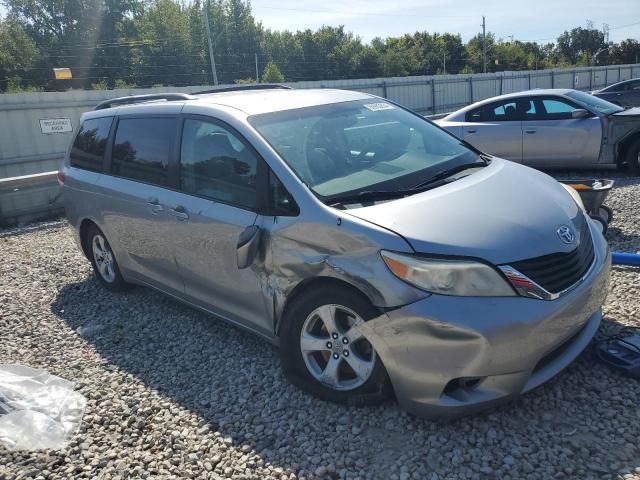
(237, 225), (261, 269)
(572, 109), (592, 119)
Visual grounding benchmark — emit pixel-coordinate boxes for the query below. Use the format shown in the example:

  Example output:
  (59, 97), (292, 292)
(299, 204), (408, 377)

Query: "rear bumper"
(362, 223), (611, 418)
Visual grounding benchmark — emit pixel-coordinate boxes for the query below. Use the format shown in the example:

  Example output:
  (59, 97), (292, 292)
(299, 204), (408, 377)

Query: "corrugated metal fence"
(1, 63), (639, 225)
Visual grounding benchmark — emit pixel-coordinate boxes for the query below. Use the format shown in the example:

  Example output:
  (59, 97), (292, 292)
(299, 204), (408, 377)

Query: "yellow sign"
(53, 68), (73, 80)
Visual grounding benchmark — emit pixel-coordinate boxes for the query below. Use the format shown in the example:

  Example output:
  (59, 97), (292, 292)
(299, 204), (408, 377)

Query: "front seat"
(515, 99), (531, 119)
(504, 104), (518, 120)
(306, 119), (351, 184)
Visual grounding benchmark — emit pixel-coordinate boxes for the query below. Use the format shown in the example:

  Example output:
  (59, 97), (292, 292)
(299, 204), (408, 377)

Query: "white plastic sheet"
(0, 365), (86, 450)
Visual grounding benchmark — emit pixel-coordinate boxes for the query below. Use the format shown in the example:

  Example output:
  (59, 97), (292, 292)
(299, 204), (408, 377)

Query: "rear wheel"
(86, 225), (128, 292)
(280, 285), (392, 405)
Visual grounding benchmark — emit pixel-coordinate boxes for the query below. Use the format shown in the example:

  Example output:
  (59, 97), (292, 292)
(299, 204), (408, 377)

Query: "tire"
(597, 205), (613, 225)
(279, 284), (392, 406)
(590, 215), (608, 236)
(86, 225), (128, 292)
(625, 138), (640, 175)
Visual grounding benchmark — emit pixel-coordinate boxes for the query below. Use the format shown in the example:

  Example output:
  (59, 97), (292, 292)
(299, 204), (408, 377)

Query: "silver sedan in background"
(437, 89), (640, 172)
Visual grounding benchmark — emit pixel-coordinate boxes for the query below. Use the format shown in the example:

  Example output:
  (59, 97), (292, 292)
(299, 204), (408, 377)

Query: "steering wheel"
(304, 121), (350, 185)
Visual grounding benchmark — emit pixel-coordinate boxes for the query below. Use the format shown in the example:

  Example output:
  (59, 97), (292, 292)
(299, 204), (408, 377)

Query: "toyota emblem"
(557, 225), (575, 244)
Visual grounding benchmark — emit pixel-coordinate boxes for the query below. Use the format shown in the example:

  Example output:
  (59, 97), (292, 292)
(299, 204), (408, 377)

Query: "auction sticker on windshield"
(363, 103), (394, 111)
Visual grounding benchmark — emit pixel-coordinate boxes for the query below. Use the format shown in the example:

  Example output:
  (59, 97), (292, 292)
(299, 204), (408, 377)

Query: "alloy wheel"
(300, 304), (376, 391)
(92, 234), (116, 283)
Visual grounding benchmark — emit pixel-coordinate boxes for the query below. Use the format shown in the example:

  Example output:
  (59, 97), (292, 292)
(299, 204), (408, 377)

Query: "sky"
(251, 0), (640, 43)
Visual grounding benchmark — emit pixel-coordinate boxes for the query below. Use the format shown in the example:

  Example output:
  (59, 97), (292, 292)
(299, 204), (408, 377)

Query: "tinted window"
(180, 119), (257, 210)
(466, 98), (533, 122)
(70, 117), (113, 172)
(111, 118), (176, 185)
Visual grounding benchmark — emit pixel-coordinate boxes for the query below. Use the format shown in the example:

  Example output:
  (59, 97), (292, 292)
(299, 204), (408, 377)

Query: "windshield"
(249, 99), (482, 200)
(566, 90), (624, 115)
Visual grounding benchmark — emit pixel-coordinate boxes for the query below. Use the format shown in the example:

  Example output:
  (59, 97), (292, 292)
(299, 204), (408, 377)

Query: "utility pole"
(203, 0), (218, 85)
(255, 53), (259, 83)
(443, 52), (446, 75)
(482, 16), (487, 73)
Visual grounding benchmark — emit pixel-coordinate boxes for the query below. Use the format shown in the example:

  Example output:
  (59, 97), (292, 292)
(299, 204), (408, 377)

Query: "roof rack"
(193, 84), (292, 95)
(94, 93), (196, 111)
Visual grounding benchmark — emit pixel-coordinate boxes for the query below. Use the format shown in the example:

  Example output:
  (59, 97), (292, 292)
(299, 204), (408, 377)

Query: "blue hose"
(612, 252), (640, 267)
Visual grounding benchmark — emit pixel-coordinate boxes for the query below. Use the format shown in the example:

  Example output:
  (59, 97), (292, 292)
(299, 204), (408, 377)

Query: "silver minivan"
(61, 87), (611, 417)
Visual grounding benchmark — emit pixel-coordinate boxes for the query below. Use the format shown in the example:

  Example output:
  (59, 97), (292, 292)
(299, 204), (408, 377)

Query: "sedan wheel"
(300, 304), (376, 391)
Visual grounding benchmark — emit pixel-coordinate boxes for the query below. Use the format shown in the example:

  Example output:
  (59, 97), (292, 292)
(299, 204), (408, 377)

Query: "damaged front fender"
(257, 213), (430, 337)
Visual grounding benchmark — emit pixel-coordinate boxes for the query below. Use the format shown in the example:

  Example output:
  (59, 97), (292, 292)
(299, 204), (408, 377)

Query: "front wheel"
(279, 285), (392, 406)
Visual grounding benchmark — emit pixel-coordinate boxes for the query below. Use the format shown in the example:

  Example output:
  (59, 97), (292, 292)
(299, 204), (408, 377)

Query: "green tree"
(261, 61), (284, 83)
(137, 0), (195, 87)
(259, 29), (304, 81)
(609, 39), (640, 65)
(465, 32), (496, 73)
(557, 27), (606, 65)
(2, 0), (139, 88)
(0, 18), (40, 92)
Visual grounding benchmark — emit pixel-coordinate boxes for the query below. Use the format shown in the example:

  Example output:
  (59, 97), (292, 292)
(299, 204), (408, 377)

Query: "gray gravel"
(1, 172), (640, 480)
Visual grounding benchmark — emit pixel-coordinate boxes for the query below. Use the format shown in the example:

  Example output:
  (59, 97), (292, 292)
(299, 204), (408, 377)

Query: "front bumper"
(361, 223), (611, 418)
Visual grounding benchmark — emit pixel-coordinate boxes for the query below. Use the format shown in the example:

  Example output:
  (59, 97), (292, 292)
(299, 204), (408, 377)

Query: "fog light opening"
(443, 377), (484, 401)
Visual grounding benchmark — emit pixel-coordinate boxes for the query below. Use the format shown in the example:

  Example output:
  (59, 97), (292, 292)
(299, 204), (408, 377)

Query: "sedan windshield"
(249, 99), (482, 201)
(566, 90), (624, 115)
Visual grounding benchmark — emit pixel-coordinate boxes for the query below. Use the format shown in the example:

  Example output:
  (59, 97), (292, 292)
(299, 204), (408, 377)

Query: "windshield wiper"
(410, 160), (487, 190)
(326, 189), (416, 206)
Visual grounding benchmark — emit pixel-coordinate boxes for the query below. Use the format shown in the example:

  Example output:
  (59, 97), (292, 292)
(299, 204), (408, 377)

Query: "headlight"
(560, 183), (585, 211)
(381, 251), (516, 297)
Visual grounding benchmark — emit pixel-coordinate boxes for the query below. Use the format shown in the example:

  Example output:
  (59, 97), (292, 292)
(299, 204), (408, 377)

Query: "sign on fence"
(39, 118), (73, 134)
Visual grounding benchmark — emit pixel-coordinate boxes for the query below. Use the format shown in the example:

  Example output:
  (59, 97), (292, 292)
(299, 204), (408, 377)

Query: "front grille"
(509, 221), (595, 294)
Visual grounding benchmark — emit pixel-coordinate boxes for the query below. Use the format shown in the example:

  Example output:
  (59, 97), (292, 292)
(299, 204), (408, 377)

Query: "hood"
(612, 107), (640, 117)
(345, 159), (584, 265)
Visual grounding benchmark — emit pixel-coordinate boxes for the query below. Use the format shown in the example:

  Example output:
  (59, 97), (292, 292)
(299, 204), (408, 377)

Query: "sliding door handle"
(168, 206), (189, 221)
(146, 198), (164, 213)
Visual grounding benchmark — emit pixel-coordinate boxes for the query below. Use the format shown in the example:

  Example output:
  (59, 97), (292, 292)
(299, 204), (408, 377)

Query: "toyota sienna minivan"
(61, 87), (611, 417)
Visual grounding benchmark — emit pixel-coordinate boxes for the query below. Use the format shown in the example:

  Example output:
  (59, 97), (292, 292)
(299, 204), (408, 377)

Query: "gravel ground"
(1, 172), (640, 480)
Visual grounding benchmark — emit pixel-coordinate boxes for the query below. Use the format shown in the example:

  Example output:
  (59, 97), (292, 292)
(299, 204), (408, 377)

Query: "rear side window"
(69, 117), (113, 172)
(111, 118), (176, 186)
(179, 118), (258, 210)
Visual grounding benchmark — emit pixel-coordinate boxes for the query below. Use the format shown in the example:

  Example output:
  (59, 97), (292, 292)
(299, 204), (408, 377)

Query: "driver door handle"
(525, 129), (536, 134)
(466, 129), (477, 134)
(168, 206), (189, 221)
